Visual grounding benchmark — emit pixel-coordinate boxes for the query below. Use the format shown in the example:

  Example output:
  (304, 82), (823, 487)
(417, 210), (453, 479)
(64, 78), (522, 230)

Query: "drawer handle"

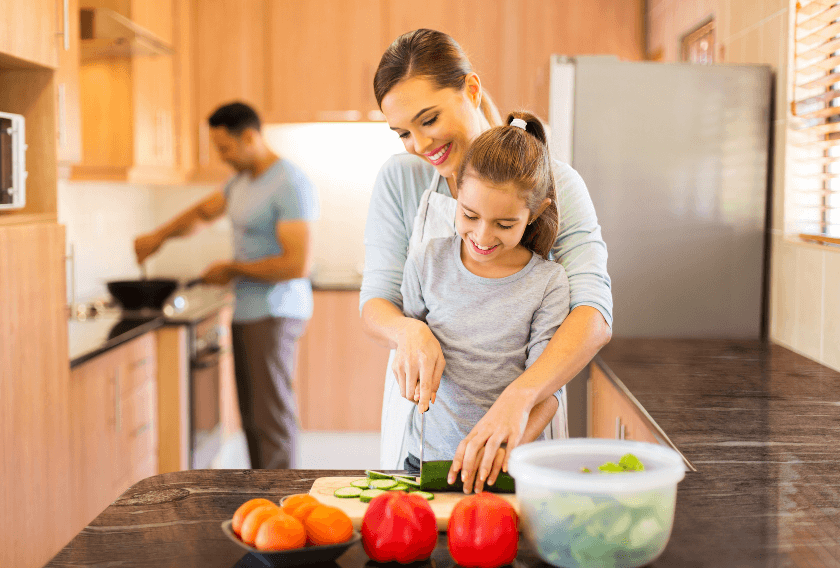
(615, 416), (621, 440)
(114, 369), (121, 433)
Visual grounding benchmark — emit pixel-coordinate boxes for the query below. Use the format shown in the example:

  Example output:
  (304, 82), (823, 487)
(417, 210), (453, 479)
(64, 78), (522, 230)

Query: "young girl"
(400, 111), (570, 484)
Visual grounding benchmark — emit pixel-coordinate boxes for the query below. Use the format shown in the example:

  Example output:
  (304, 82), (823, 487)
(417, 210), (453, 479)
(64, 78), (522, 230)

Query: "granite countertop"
(68, 285), (233, 368)
(47, 339), (840, 566)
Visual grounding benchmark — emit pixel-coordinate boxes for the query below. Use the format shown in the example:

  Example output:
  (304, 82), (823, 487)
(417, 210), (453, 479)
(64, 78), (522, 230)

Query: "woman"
(361, 29), (613, 493)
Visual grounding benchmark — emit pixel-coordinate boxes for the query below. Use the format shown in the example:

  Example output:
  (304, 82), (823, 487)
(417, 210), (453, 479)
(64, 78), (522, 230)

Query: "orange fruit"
(255, 511), (307, 551)
(232, 498), (276, 536)
(240, 504), (281, 546)
(304, 505), (354, 546)
(281, 493), (319, 515)
(288, 501), (321, 527)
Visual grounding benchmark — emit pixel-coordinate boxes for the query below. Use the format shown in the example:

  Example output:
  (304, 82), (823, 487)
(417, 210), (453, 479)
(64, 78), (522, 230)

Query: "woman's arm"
(452, 305), (611, 493)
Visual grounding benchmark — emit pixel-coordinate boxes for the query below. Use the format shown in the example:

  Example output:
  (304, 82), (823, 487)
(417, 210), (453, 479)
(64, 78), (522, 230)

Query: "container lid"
(508, 439), (687, 493)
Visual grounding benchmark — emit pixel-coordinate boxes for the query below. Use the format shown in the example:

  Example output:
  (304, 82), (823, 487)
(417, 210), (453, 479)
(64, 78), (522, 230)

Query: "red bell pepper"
(361, 491), (438, 564)
(447, 492), (519, 568)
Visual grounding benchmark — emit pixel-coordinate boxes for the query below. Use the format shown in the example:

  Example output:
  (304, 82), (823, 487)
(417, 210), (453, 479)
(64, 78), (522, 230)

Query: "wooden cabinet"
(189, 0), (268, 182)
(72, 0), (182, 183)
(56, 0), (83, 168)
(0, 223), (74, 568)
(265, 0), (385, 123)
(69, 333), (159, 531)
(295, 290), (390, 431)
(589, 362), (658, 444)
(0, 0), (59, 68)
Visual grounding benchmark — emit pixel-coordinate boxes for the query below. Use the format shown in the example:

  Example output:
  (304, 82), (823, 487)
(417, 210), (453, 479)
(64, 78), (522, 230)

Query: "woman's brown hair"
(456, 111), (559, 258)
(373, 28), (501, 127)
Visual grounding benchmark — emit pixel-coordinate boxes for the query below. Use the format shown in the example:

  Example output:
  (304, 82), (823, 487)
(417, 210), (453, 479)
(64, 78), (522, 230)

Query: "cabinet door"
(192, 0), (267, 182)
(0, 224), (74, 568)
(56, 0), (83, 166)
(69, 352), (121, 530)
(266, 0), (384, 123)
(297, 291), (391, 431)
(0, 0), (59, 68)
(589, 362), (658, 444)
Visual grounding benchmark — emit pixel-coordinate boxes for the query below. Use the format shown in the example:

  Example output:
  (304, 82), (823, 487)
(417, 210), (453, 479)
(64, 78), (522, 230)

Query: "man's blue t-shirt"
(223, 158), (319, 323)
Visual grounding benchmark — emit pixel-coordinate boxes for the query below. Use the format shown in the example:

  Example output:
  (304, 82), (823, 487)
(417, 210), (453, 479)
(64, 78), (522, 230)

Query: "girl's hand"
(448, 392), (531, 494)
(392, 318), (445, 412)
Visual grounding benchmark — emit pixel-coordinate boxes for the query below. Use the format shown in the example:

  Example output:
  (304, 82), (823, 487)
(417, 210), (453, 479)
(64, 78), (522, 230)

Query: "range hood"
(80, 7), (174, 60)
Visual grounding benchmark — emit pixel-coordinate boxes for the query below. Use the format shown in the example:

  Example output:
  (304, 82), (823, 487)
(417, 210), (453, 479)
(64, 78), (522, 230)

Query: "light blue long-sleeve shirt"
(360, 152), (613, 327)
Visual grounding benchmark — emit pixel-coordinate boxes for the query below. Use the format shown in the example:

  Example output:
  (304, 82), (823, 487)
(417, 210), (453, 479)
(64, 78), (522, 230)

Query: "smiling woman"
(359, 29), (614, 489)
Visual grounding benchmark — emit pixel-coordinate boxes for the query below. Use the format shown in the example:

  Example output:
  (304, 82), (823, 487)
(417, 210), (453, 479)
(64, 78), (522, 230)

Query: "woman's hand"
(449, 392), (559, 493)
(392, 318), (445, 412)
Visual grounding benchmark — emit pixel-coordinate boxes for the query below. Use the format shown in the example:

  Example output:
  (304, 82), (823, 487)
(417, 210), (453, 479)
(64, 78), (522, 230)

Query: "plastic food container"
(508, 439), (686, 568)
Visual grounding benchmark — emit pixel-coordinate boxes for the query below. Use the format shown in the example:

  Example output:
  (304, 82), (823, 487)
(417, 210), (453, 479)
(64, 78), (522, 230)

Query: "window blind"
(791, 0), (840, 245)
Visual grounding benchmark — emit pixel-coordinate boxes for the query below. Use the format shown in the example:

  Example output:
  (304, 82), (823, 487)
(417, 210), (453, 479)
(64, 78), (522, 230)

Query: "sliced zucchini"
(389, 483), (410, 491)
(365, 470), (395, 480)
(393, 475), (421, 488)
(334, 486), (363, 498)
(369, 478), (398, 490)
(413, 491), (435, 501)
(350, 478), (370, 489)
(359, 488), (387, 503)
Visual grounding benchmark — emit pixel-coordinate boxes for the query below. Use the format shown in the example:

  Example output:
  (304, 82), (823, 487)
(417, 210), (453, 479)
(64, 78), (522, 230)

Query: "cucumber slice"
(365, 470), (395, 480)
(419, 460), (515, 493)
(359, 488), (387, 503)
(413, 491), (434, 501)
(389, 483), (410, 491)
(369, 478), (398, 490)
(334, 486), (363, 498)
(393, 475), (421, 488)
(350, 479), (370, 489)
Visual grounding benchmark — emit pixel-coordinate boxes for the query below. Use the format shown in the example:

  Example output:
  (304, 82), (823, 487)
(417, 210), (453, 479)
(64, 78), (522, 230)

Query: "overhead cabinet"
(0, 0), (60, 68)
(72, 0), (182, 183)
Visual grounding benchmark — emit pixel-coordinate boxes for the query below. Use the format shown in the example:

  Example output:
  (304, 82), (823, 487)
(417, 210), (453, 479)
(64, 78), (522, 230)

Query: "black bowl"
(107, 279), (179, 311)
(221, 520), (360, 566)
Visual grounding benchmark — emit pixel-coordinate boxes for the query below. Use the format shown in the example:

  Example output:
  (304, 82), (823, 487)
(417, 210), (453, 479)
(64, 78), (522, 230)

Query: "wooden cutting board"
(309, 477), (519, 531)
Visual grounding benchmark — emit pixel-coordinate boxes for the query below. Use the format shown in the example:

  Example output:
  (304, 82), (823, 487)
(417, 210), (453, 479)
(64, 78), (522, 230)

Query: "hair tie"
(510, 118), (527, 130)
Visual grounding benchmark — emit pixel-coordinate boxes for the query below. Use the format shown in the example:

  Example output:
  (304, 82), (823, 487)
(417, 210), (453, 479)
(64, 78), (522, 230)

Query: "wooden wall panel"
(298, 291), (390, 431)
(0, 223), (74, 568)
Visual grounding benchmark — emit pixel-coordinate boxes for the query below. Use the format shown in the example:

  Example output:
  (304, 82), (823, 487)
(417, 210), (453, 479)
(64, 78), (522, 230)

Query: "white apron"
(378, 173), (568, 469)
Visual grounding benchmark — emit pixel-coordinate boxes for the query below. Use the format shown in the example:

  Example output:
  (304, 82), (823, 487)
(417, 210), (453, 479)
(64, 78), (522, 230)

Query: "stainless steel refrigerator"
(549, 55), (772, 339)
(548, 56), (772, 435)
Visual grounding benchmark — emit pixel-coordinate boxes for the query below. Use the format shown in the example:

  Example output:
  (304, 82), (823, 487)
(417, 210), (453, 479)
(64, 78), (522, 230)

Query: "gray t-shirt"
(401, 235), (571, 462)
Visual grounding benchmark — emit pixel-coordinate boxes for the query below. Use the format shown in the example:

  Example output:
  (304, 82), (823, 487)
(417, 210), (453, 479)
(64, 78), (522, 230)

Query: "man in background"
(135, 101), (319, 469)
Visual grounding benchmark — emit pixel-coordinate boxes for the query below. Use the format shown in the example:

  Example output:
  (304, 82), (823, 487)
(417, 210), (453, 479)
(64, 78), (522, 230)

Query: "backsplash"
(59, 122), (403, 304)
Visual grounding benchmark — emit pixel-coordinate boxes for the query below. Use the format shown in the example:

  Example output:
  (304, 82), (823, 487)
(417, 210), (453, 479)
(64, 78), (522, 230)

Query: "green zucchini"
(359, 488), (387, 503)
(365, 470), (395, 480)
(419, 460), (515, 493)
(393, 475), (421, 488)
(413, 491), (435, 501)
(389, 483), (410, 491)
(350, 478), (370, 489)
(334, 486), (363, 498)
(369, 478), (398, 490)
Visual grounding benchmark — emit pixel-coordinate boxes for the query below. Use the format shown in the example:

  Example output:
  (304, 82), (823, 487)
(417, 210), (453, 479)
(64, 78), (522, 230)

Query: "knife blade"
(419, 406), (425, 469)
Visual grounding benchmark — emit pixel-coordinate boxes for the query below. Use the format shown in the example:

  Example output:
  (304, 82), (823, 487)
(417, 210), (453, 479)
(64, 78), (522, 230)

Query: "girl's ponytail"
(457, 111), (559, 258)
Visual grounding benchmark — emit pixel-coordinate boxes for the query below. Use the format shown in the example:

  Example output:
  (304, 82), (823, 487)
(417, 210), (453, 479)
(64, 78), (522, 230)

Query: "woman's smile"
(425, 142), (452, 166)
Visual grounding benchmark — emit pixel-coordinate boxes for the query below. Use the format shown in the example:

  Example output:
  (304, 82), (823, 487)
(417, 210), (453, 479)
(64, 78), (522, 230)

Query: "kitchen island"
(45, 339), (840, 567)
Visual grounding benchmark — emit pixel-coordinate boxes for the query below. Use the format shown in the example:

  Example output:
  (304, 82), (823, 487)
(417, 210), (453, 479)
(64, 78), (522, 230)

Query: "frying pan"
(107, 277), (202, 311)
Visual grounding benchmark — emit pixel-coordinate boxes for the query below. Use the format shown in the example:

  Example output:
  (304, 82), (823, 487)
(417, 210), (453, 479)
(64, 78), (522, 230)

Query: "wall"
(647, 0), (839, 372)
(58, 122), (403, 303)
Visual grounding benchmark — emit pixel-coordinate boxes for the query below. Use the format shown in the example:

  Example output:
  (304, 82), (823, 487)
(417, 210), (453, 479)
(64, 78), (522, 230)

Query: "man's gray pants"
(231, 316), (307, 469)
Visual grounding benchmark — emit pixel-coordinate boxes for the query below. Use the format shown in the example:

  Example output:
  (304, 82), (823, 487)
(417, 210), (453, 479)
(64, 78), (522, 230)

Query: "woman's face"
(455, 175), (531, 269)
(380, 75), (485, 182)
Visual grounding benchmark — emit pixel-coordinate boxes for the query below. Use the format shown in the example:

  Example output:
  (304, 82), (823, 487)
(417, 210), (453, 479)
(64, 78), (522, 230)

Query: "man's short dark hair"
(208, 102), (261, 135)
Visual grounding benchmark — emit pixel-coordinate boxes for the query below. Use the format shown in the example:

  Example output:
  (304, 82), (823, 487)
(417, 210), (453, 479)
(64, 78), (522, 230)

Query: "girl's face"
(455, 176), (532, 270)
(380, 75), (485, 183)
